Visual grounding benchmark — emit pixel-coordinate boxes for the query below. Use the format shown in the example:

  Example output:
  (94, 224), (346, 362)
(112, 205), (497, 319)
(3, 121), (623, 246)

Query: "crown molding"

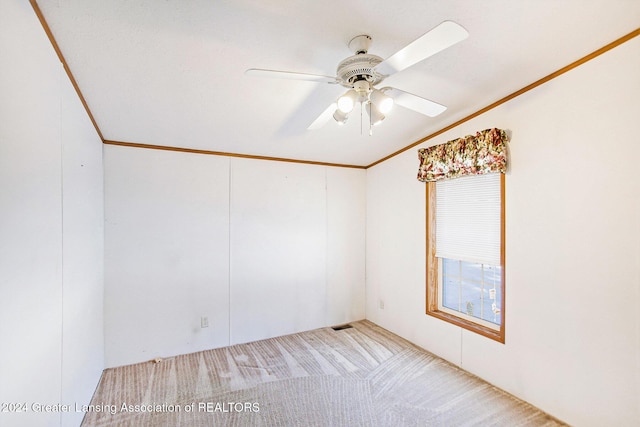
(30, 0), (104, 142)
(103, 140), (366, 169)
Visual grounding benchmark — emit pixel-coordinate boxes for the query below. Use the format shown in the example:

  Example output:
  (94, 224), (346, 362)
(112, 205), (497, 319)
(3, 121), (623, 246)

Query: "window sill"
(426, 309), (505, 343)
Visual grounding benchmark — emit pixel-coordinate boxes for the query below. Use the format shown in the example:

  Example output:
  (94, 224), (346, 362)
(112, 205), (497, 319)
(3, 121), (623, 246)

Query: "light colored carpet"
(82, 321), (567, 426)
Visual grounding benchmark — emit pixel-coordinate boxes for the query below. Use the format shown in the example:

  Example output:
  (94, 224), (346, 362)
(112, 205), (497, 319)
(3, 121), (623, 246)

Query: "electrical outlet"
(379, 300), (385, 310)
(201, 316), (209, 328)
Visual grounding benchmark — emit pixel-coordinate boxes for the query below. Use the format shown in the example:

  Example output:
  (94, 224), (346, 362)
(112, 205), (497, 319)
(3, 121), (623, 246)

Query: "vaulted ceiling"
(35, 0), (639, 167)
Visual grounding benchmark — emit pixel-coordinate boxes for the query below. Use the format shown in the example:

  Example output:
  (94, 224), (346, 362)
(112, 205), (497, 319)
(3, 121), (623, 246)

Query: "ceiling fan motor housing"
(337, 53), (384, 87)
(336, 35), (385, 87)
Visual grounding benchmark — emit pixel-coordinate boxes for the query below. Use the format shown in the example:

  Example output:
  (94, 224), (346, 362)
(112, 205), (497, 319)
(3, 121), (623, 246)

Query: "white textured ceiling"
(36, 0), (639, 166)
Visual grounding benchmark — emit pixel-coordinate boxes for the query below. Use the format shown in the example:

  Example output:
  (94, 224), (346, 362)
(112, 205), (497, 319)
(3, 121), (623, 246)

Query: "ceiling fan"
(246, 21), (468, 132)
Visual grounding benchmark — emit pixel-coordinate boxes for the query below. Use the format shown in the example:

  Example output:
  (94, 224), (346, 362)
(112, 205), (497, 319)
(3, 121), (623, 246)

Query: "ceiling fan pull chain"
(369, 101), (374, 137)
(360, 101), (363, 136)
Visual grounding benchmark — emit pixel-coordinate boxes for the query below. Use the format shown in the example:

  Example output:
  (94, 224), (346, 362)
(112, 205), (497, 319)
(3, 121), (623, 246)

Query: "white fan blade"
(307, 103), (337, 130)
(245, 68), (339, 84)
(385, 87), (447, 117)
(375, 21), (469, 76)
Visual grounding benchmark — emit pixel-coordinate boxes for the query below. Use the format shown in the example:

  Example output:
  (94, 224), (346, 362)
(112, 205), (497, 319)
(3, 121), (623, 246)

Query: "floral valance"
(417, 128), (508, 182)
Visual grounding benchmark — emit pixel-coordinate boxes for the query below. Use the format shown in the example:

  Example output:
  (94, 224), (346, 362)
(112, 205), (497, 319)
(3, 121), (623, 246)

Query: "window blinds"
(435, 173), (501, 266)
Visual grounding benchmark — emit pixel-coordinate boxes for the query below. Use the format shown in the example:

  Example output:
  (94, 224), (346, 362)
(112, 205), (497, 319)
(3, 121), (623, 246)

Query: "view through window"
(441, 259), (501, 327)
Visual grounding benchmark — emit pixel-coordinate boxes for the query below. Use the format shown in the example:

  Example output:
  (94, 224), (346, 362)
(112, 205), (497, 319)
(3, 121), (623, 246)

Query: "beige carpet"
(82, 321), (566, 426)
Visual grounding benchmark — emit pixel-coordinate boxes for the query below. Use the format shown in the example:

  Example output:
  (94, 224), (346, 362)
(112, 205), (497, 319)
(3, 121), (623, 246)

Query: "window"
(426, 172), (505, 343)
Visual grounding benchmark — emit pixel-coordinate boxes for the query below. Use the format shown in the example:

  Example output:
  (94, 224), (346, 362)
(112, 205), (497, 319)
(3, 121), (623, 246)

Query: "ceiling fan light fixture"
(365, 102), (385, 126)
(370, 88), (394, 114)
(337, 89), (358, 113)
(333, 108), (349, 125)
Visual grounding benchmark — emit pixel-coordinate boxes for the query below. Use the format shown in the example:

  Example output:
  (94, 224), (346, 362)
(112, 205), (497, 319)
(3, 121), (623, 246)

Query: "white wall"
(104, 147), (231, 367)
(0, 1), (104, 426)
(104, 148), (366, 367)
(366, 36), (640, 426)
(59, 50), (106, 427)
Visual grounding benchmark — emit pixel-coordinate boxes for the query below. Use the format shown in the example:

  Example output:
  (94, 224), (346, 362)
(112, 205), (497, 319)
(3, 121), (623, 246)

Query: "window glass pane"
(442, 259), (460, 311)
(460, 279), (481, 318)
(484, 264), (500, 284)
(488, 268), (502, 325)
(443, 258), (460, 277)
(441, 258), (501, 326)
(460, 261), (482, 281)
(481, 287), (498, 324)
(442, 277), (460, 311)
